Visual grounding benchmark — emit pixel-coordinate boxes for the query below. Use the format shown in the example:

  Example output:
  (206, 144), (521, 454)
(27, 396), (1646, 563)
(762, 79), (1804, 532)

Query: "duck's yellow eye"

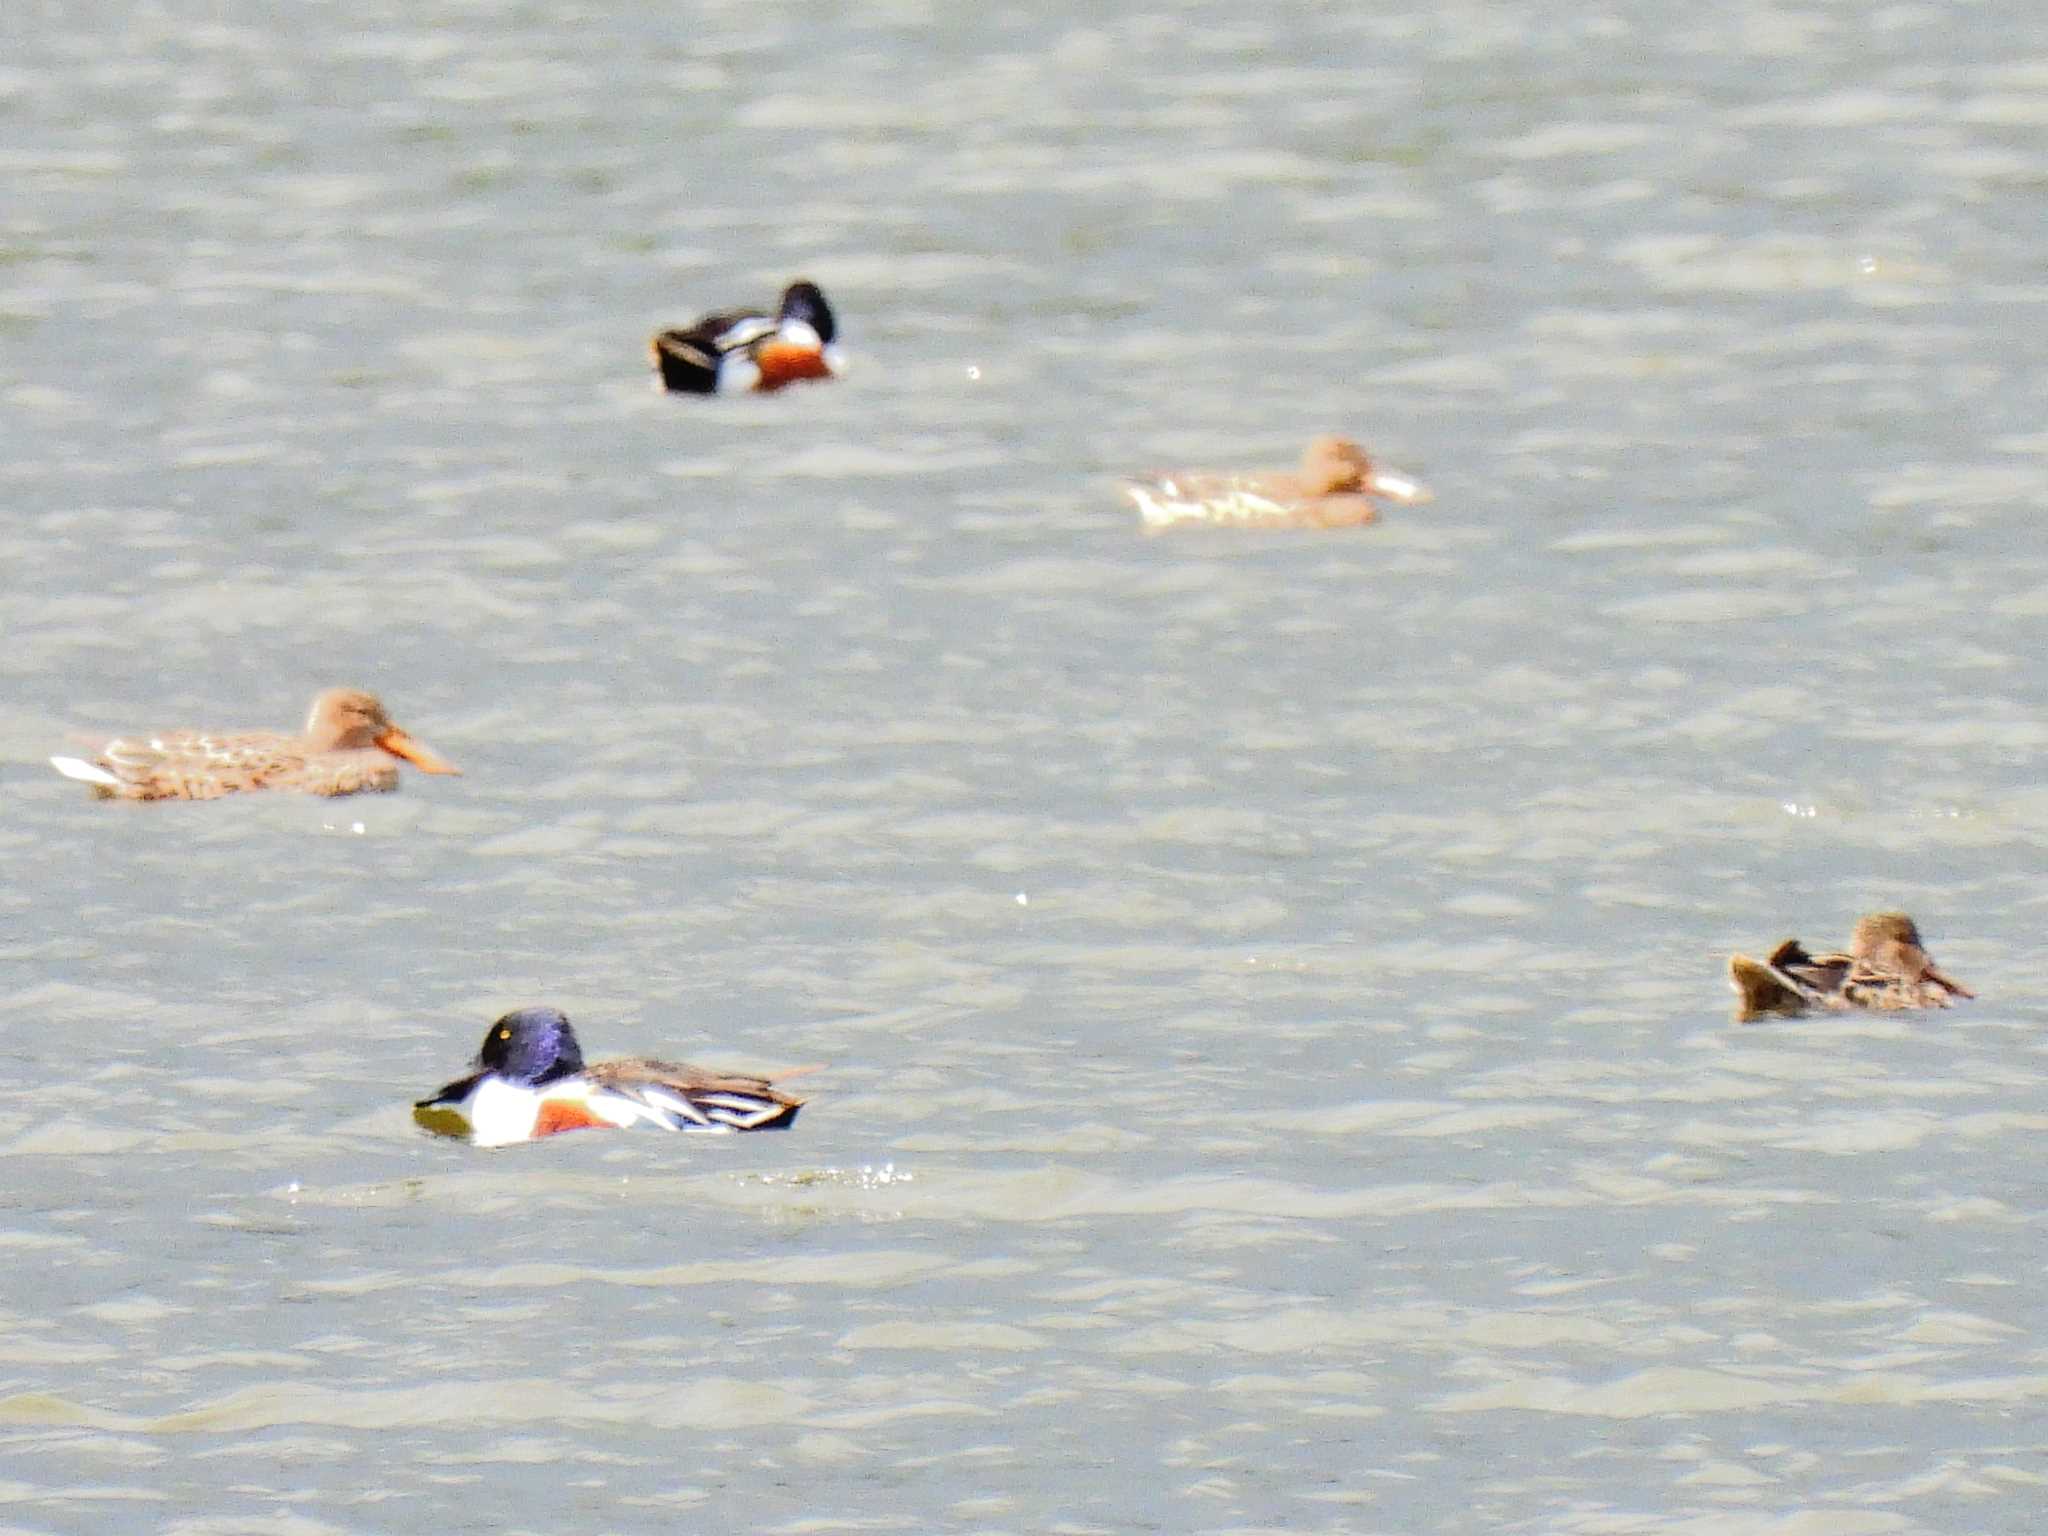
(497, 1028), (511, 1040)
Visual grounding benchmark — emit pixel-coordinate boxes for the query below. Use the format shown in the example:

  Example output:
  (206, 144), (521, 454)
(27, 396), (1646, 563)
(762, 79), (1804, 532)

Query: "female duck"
(49, 687), (459, 800)
(1124, 435), (1429, 531)
(1728, 912), (1974, 1021)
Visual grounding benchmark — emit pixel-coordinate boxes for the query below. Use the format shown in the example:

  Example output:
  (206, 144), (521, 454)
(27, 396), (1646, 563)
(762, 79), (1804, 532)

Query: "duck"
(650, 279), (842, 394)
(1123, 435), (1430, 531)
(49, 687), (460, 800)
(1728, 911), (1975, 1022)
(414, 1007), (806, 1147)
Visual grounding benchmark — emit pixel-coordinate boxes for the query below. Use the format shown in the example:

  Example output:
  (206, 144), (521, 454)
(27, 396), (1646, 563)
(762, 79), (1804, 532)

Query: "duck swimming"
(49, 687), (459, 800)
(1728, 911), (1975, 1022)
(1123, 435), (1430, 531)
(650, 279), (842, 394)
(414, 1007), (806, 1146)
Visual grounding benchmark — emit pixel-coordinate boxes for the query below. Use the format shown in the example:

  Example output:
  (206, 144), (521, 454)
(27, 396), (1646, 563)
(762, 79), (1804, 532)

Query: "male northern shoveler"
(650, 279), (842, 394)
(414, 1007), (806, 1147)
(1123, 435), (1431, 531)
(1728, 911), (1975, 1022)
(49, 687), (460, 800)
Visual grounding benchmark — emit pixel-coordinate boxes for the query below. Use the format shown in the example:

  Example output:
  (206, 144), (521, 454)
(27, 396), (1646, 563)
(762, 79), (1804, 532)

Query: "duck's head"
(751, 280), (841, 389)
(776, 280), (836, 347)
(478, 1007), (587, 1086)
(305, 688), (460, 775)
(1300, 435), (1431, 504)
(1850, 911), (1924, 957)
(1300, 436), (1371, 494)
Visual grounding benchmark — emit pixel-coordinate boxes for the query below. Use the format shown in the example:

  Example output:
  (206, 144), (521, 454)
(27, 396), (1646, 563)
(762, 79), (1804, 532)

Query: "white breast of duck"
(442, 1073), (794, 1146)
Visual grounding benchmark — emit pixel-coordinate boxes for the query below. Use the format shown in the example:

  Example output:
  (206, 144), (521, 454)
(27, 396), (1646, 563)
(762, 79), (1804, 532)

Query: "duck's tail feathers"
(1728, 951), (1812, 1022)
(50, 756), (120, 788)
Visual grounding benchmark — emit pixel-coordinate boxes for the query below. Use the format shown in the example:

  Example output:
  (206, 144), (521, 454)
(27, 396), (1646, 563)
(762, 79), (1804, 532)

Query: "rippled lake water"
(6, 0), (2048, 1531)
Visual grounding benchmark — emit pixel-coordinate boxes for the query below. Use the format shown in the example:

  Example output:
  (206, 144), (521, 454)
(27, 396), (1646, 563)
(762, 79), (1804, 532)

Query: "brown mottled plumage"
(1728, 911), (1974, 1022)
(50, 688), (460, 801)
(1123, 435), (1431, 531)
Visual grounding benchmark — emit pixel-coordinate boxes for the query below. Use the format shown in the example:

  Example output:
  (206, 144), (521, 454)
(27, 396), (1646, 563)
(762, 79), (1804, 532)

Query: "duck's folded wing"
(1124, 472), (1292, 529)
(55, 731), (264, 798)
(587, 1057), (803, 1131)
(683, 308), (777, 353)
(1840, 960), (1968, 1010)
(1766, 940), (1855, 995)
(113, 730), (301, 782)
